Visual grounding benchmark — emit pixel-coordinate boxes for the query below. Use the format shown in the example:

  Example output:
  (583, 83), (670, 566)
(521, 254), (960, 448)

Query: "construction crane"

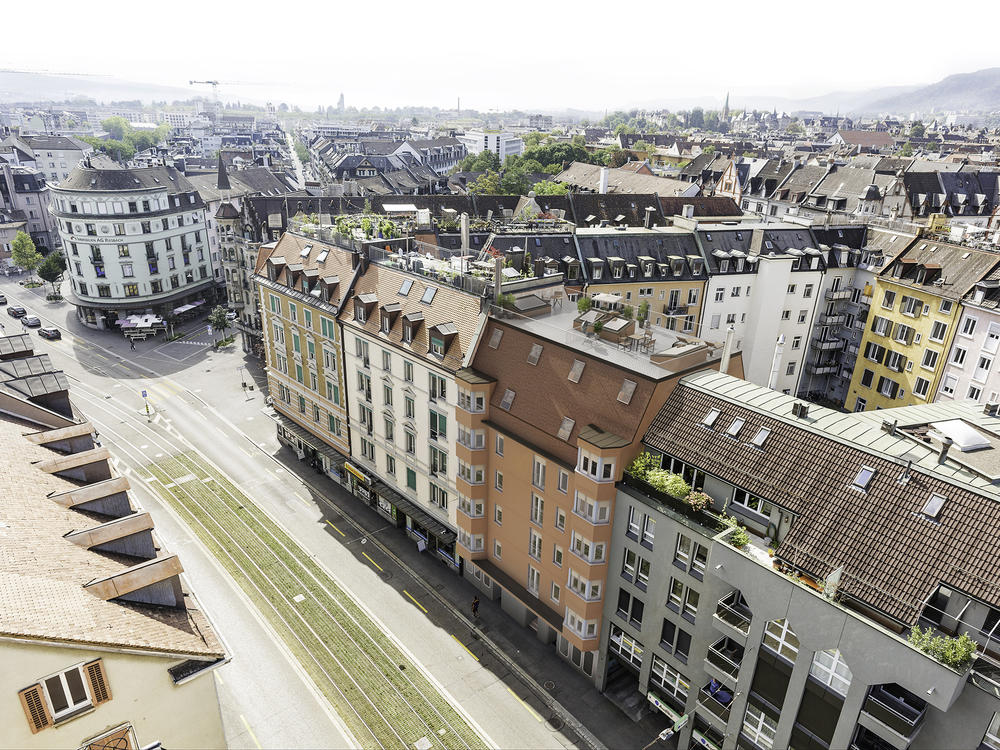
(189, 80), (221, 101)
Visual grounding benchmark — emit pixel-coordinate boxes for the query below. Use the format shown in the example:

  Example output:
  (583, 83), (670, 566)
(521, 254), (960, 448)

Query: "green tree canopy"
(899, 142), (914, 157)
(688, 107), (705, 128)
(909, 121), (926, 138)
(37, 251), (67, 294)
(456, 150), (501, 173)
(207, 305), (231, 342)
(101, 116), (129, 140)
(531, 180), (568, 195)
(294, 141), (311, 163)
(631, 140), (654, 154)
(467, 171), (502, 194)
(11, 231), (42, 279)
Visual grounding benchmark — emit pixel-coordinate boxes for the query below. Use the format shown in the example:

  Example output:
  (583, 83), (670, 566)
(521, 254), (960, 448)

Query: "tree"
(207, 305), (230, 345)
(467, 171), (502, 194)
(531, 180), (568, 195)
(632, 140), (654, 154)
(688, 107), (705, 129)
(909, 120), (926, 138)
(37, 251), (66, 295)
(294, 141), (311, 163)
(786, 120), (805, 135)
(101, 116), (129, 140)
(899, 142), (914, 157)
(11, 231), (42, 281)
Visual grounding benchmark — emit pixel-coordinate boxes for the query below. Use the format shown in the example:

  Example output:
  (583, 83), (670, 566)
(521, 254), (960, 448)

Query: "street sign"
(672, 714), (689, 732)
(207, 325), (213, 335)
(141, 390), (147, 398)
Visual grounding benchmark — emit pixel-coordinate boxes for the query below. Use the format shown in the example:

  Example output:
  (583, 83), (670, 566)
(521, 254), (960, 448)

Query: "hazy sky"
(5, 0), (1000, 112)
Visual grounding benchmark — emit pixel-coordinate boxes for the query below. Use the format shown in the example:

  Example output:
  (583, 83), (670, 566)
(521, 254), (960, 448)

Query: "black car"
(37, 326), (61, 340)
(6, 306), (25, 318)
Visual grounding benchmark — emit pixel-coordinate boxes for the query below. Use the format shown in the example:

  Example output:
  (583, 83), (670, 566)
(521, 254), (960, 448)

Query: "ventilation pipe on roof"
(460, 212), (470, 252)
(767, 334), (785, 390)
(644, 206), (655, 229)
(934, 434), (954, 464)
(681, 204), (695, 219)
(599, 166), (609, 195)
(719, 325), (735, 374)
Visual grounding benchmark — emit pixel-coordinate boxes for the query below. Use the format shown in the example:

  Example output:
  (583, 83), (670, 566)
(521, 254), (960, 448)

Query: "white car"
(225, 311), (238, 321)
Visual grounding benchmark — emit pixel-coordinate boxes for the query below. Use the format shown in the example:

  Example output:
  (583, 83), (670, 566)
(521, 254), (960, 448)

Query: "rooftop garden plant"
(907, 627), (978, 671)
(719, 515), (750, 549)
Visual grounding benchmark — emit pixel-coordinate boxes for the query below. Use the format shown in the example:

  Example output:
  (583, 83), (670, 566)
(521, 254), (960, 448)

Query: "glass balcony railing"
(861, 684), (926, 740)
(714, 590), (752, 634)
(697, 683), (733, 724)
(706, 637), (745, 679)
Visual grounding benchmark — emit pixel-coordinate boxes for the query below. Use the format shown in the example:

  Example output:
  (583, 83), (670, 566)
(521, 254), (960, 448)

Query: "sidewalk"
(268, 445), (667, 750)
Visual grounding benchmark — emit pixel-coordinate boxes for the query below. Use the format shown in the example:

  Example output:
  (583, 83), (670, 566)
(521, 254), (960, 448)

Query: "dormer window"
(354, 298), (368, 322)
(380, 304), (401, 334)
(402, 311), (423, 344)
(430, 322), (457, 357)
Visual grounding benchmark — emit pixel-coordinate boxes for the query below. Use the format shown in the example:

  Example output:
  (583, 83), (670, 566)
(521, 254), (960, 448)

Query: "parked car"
(21, 315), (41, 327)
(0, 294), (7, 305)
(6, 305), (25, 318)
(37, 326), (61, 340)
(226, 311), (238, 321)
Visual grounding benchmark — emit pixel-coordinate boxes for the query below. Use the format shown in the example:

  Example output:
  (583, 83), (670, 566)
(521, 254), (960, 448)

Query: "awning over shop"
(271, 412), (346, 464)
(373, 480), (456, 544)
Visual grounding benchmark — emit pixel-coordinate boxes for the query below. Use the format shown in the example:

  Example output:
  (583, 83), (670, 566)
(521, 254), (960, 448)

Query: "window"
(683, 588), (700, 619)
(914, 377), (930, 399)
(557, 417), (575, 442)
(526, 343), (543, 365)
(558, 470), (569, 493)
(528, 529), (543, 561)
(715, 288), (725, 302)
(791, 336), (801, 350)
(702, 408), (720, 428)
(882, 290), (896, 310)
(675, 535), (691, 567)
(568, 359), (585, 383)
(532, 457), (546, 490)
(555, 507), (566, 531)
(785, 361), (796, 376)
(797, 309), (807, 324)
(530, 493), (544, 525)
(615, 589), (643, 624)
(404, 396), (414, 419)
(406, 468), (417, 490)
(429, 410), (447, 440)
(551, 582), (561, 603)
(668, 577), (684, 609)
(809, 649), (852, 696)
(458, 388), (485, 412)
(617, 379), (637, 405)
(921, 349), (939, 370)
(942, 374), (957, 396)
(641, 514), (655, 546)
(429, 372), (447, 400)
(429, 483), (448, 509)
(726, 417), (745, 438)
(743, 704), (778, 750)
(787, 284), (796, 294)
(403, 360), (413, 382)
(571, 531), (605, 563)
(922, 492), (947, 519)
(804, 284), (814, 298)
(488, 328), (503, 348)
(940, 299), (954, 315)
(499, 389), (515, 410)
(553, 545), (563, 567)
(609, 624), (643, 667)
(970, 385), (983, 401)
(675, 628), (691, 660)
(495, 471), (503, 491)
(963, 316), (978, 337)
(429, 445), (447, 475)
(930, 321), (947, 342)
(405, 431), (416, 455)
(495, 434), (504, 455)
(573, 491), (610, 524)
(493, 540), (502, 559)
(421, 286), (437, 304)
(762, 618), (799, 662)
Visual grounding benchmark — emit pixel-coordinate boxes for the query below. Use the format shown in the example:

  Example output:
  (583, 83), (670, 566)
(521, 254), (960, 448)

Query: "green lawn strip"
(177, 453), (489, 749)
(146, 458), (393, 748)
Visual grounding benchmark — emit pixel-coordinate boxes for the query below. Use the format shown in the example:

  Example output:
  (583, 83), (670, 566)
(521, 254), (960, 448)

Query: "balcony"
(826, 288), (853, 301)
(858, 684), (926, 748)
(807, 362), (840, 376)
(818, 313), (847, 326)
(89, 256), (104, 265)
(691, 728), (724, 750)
(810, 336), (844, 351)
(847, 344), (860, 357)
(696, 683), (733, 728)
(705, 636), (744, 682)
(714, 590), (752, 642)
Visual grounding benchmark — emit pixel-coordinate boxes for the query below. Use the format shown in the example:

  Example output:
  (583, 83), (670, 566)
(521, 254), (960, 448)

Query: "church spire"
(722, 92), (730, 121)
(216, 152), (231, 192)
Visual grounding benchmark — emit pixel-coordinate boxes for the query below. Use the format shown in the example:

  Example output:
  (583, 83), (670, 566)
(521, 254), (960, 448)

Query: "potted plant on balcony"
(719, 515), (750, 549)
(646, 469), (691, 500)
(685, 490), (712, 512)
(626, 451), (657, 481)
(907, 626), (978, 671)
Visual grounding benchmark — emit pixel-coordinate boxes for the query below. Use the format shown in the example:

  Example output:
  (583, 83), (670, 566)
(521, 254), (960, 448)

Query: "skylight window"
(852, 466), (875, 491)
(557, 417), (575, 441)
(421, 286), (437, 304)
(702, 409), (720, 428)
(527, 343), (543, 365)
(921, 493), (946, 519)
(300, 244), (312, 258)
(726, 418), (745, 438)
(568, 359), (585, 383)
(750, 427), (771, 448)
(316, 250), (329, 263)
(617, 379), (637, 405)
(500, 389), (515, 410)
(765, 240), (774, 250)
(488, 328), (503, 349)
(399, 279), (413, 296)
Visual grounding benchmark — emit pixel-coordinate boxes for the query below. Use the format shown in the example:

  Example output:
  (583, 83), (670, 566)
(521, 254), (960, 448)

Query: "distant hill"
(0, 70), (209, 106)
(866, 68), (1000, 115)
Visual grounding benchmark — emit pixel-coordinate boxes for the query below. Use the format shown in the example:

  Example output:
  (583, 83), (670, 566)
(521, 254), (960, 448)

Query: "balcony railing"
(818, 313), (847, 326)
(697, 684), (733, 724)
(706, 637), (744, 679)
(714, 591), (752, 634)
(861, 684), (926, 741)
(807, 362), (839, 375)
(825, 288), (853, 301)
(810, 336), (844, 351)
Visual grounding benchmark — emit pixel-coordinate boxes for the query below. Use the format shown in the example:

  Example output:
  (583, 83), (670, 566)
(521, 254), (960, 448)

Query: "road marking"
(240, 714), (262, 749)
(326, 520), (345, 537)
(506, 686), (542, 721)
(452, 634), (480, 662)
(361, 552), (383, 572)
(404, 590), (428, 613)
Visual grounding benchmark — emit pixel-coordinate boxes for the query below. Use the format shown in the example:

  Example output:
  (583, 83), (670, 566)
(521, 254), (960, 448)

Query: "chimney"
(719, 325), (735, 373)
(494, 255), (503, 303)
(460, 212), (470, 252)
(681, 204), (695, 219)
(751, 228), (766, 254)
(767, 334), (785, 390)
(937, 436), (953, 464)
(644, 206), (655, 229)
(599, 166), (609, 195)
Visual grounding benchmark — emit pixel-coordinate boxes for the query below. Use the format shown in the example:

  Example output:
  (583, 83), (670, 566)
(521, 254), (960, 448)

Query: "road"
(0, 278), (579, 750)
(286, 130), (306, 188)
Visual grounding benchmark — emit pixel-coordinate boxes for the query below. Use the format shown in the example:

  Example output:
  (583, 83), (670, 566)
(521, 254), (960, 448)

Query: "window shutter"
(18, 684), (52, 733)
(84, 659), (112, 705)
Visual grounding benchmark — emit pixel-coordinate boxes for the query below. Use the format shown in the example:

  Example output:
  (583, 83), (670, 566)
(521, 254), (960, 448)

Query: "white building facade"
(51, 163), (220, 328)
(936, 288), (1000, 405)
(458, 130), (524, 162)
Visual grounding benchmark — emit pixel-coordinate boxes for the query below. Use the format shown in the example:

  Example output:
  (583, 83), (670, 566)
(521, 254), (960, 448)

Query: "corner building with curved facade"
(51, 162), (221, 328)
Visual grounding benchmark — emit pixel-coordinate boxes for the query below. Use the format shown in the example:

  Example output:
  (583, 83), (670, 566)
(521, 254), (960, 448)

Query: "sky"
(5, 0), (1000, 113)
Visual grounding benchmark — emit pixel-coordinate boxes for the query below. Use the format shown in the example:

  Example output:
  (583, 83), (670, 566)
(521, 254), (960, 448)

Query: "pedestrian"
(130, 339), (136, 351)
(471, 596), (480, 619)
